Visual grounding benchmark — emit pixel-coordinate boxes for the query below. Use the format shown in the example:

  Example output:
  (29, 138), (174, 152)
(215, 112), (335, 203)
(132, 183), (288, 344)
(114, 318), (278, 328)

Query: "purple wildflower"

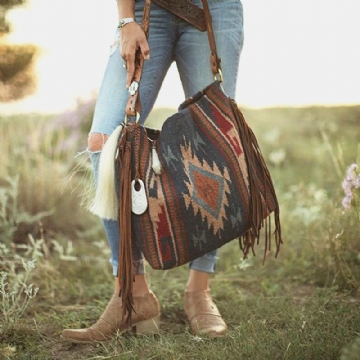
(342, 179), (353, 195)
(342, 163), (359, 211)
(342, 194), (352, 210)
(348, 163), (358, 173)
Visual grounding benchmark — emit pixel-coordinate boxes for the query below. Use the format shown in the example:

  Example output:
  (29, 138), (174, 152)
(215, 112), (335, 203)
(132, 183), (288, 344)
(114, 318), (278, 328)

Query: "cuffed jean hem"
(189, 253), (219, 274)
(110, 259), (146, 276)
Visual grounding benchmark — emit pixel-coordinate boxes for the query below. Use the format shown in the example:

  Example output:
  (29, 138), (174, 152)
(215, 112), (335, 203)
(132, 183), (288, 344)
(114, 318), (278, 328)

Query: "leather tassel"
(90, 124), (123, 220)
(230, 100), (282, 261)
(117, 130), (135, 325)
(151, 141), (162, 175)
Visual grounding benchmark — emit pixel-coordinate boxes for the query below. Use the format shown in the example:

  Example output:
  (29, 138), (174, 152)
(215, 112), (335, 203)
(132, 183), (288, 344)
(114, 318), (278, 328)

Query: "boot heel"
(135, 314), (160, 335)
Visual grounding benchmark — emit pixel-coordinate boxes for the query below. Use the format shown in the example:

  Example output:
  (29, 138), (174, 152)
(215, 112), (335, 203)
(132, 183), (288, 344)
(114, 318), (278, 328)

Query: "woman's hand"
(120, 22), (150, 88)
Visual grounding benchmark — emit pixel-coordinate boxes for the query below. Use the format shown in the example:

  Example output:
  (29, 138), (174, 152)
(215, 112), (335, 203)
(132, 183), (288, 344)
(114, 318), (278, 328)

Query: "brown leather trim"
(201, 0), (221, 76)
(152, 0), (207, 31)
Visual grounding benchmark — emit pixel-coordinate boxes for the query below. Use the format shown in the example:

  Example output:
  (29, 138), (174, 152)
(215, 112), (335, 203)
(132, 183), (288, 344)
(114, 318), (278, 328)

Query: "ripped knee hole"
(88, 133), (109, 151)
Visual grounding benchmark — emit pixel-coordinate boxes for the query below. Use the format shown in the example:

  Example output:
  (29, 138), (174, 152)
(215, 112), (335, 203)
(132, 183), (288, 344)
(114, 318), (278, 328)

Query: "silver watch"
(118, 18), (135, 30)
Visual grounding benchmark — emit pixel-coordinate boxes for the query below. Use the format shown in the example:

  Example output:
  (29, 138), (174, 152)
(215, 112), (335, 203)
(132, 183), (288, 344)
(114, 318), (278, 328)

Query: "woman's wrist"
(117, 0), (135, 19)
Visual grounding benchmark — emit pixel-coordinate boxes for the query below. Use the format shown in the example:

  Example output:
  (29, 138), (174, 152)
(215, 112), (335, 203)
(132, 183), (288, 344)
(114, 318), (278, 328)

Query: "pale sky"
(0, 0), (359, 115)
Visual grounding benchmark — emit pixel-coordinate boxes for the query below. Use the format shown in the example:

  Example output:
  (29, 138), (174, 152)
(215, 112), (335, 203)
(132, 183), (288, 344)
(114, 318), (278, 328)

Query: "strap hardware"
(128, 81), (139, 96)
(214, 69), (223, 82)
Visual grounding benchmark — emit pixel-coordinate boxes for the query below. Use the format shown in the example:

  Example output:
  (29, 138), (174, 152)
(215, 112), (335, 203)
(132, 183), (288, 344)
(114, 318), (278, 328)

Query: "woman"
(62, 0), (244, 342)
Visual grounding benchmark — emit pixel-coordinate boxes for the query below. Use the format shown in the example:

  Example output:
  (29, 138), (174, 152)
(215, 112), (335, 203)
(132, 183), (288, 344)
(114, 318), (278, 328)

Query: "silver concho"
(131, 179), (148, 215)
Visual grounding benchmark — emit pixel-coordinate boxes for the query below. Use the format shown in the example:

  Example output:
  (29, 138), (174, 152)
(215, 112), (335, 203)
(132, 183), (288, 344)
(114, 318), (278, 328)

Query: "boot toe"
(60, 291), (161, 343)
(61, 328), (108, 343)
(184, 290), (227, 338)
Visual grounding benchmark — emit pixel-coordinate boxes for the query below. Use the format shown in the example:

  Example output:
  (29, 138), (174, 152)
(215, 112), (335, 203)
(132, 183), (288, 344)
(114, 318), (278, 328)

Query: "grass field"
(1, 102), (360, 359)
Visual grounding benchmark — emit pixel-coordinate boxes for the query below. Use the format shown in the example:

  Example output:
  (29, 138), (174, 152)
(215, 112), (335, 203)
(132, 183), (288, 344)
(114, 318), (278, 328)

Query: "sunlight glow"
(0, 0), (359, 114)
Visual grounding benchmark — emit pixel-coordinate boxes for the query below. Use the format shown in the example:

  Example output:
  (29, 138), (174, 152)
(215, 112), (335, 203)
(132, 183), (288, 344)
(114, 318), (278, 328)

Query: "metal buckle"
(124, 112), (140, 124)
(214, 69), (223, 82)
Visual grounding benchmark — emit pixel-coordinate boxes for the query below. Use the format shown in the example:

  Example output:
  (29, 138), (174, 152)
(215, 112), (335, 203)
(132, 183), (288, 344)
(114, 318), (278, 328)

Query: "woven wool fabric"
(125, 81), (279, 270)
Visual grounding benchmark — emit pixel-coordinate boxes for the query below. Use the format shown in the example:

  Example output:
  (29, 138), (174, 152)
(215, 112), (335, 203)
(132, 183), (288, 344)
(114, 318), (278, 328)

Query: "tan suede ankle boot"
(184, 290), (227, 337)
(61, 291), (160, 343)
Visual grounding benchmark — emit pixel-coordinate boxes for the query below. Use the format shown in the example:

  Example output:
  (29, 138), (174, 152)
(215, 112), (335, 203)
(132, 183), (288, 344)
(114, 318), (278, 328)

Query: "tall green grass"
(0, 102), (359, 359)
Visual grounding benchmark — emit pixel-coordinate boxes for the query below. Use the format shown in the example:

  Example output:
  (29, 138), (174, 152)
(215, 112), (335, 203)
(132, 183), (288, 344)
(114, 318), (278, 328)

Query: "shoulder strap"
(125, 0), (222, 117)
(125, 0), (151, 117)
(201, 0), (222, 80)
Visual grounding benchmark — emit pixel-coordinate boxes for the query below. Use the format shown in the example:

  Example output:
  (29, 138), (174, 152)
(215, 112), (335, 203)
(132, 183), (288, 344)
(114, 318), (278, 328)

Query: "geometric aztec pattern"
(182, 142), (230, 235)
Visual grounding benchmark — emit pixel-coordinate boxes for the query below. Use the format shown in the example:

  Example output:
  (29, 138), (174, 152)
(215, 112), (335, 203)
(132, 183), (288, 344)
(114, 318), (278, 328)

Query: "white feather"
(89, 125), (123, 219)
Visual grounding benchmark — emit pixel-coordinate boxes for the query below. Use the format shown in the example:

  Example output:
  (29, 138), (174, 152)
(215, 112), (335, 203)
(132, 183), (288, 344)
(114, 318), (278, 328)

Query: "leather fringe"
(230, 100), (283, 263)
(117, 129), (135, 325)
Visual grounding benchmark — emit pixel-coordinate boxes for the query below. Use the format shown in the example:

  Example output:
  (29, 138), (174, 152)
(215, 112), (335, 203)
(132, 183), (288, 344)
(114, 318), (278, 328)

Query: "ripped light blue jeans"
(89, 0), (244, 276)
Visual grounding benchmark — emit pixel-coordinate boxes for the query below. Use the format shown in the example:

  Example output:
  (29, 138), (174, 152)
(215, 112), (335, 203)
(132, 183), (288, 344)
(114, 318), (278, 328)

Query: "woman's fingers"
(120, 23), (150, 88)
(138, 37), (150, 60)
(125, 53), (135, 88)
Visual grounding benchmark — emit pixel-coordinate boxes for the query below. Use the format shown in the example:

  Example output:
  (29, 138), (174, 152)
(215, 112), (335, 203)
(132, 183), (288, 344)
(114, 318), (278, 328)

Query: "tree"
(0, 0), (37, 102)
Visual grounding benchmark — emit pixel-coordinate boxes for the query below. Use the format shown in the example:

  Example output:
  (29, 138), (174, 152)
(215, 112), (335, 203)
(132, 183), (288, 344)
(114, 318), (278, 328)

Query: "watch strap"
(118, 17), (135, 30)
